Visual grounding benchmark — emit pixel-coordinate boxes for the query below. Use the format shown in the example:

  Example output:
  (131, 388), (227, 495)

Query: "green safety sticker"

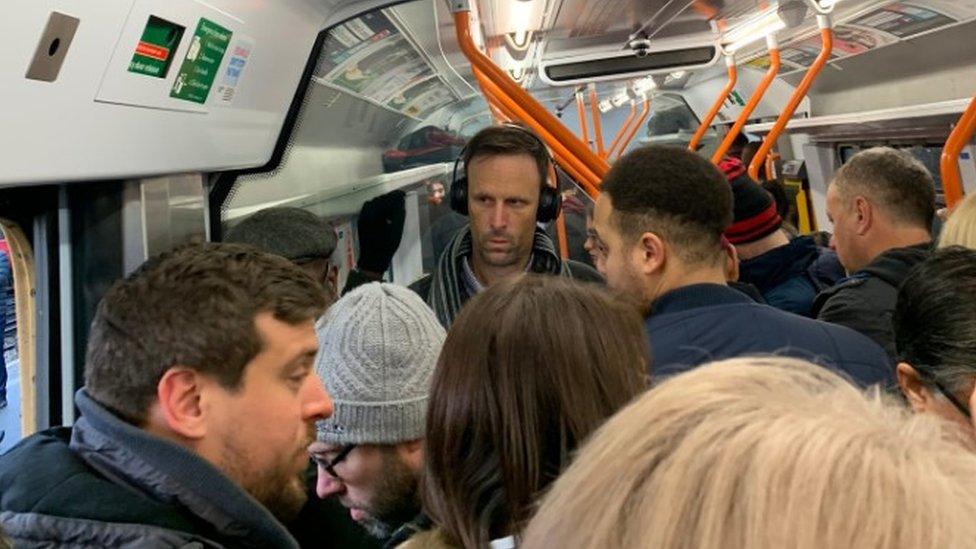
(170, 18), (233, 104)
(129, 15), (185, 78)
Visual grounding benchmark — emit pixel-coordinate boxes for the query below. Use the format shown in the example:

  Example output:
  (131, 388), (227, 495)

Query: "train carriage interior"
(2, 0), (976, 545)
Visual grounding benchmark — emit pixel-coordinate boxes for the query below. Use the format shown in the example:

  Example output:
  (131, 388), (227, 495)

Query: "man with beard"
(409, 123), (601, 328)
(311, 283), (445, 547)
(0, 244), (333, 548)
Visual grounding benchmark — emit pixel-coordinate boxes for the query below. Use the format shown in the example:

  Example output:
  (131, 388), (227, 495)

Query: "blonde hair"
(939, 193), (976, 249)
(522, 357), (976, 549)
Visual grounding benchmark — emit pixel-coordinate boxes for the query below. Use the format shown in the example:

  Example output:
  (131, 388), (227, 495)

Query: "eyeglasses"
(311, 445), (356, 478)
(919, 369), (972, 419)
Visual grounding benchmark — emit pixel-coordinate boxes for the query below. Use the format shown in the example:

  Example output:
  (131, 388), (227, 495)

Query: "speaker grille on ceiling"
(543, 46), (717, 82)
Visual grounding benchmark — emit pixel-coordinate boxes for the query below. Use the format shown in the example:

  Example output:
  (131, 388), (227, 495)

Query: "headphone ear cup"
(450, 176), (469, 216)
(537, 185), (561, 223)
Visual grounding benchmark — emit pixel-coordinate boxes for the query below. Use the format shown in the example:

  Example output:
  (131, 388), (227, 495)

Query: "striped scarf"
(428, 227), (570, 327)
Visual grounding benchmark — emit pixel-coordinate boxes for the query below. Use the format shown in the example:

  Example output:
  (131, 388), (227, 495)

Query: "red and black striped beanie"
(718, 157), (782, 245)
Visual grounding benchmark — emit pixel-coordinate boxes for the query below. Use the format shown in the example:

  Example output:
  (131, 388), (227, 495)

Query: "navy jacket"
(645, 284), (893, 388)
(0, 390), (299, 548)
(739, 236), (844, 317)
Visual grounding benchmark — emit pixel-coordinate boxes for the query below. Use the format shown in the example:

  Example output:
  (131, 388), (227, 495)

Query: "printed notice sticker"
(214, 37), (254, 105)
(170, 18), (232, 104)
(129, 15), (185, 78)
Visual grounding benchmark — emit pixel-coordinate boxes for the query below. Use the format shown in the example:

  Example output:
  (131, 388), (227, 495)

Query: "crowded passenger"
(410, 124), (601, 327)
(311, 283), (445, 548)
(590, 145), (891, 386)
(402, 275), (647, 548)
(0, 244), (332, 547)
(938, 191), (976, 248)
(812, 147), (935, 360)
(226, 192), (407, 301)
(720, 157), (844, 317)
(522, 357), (976, 549)
(894, 247), (976, 431)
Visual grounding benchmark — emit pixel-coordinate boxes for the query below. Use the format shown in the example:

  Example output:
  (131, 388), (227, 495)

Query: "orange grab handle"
(941, 94), (976, 208)
(576, 91), (591, 149)
(748, 25), (833, 181)
(615, 97), (651, 160)
(589, 85), (606, 157)
(712, 46), (781, 164)
(479, 80), (600, 198)
(453, 10), (610, 181)
(689, 58), (737, 152)
(606, 102), (638, 159)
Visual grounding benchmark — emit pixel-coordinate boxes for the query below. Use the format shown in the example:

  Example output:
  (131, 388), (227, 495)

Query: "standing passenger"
(813, 147), (935, 360)
(894, 247), (976, 431)
(311, 283), (445, 548)
(400, 275), (647, 549)
(938, 192), (976, 248)
(590, 145), (891, 386)
(0, 244), (332, 548)
(521, 357), (976, 549)
(409, 124), (601, 327)
(720, 157), (843, 316)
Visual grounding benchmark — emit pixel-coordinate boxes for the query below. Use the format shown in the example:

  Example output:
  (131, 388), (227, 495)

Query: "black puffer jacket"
(813, 243), (932, 362)
(0, 390), (300, 548)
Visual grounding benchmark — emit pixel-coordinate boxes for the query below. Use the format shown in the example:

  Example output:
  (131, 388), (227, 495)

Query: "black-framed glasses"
(311, 445), (355, 478)
(919, 369), (972, 419)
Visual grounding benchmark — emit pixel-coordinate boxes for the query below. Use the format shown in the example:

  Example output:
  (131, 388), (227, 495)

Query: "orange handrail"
(748, 19), (833, 181)
(556, 210), (570, 259)
(689, 55), (737, 152)
(940, 94), (976, 208)
(712, 36), (780, 164)
(588, 84), (606, 157)
(453, 9), (610, 180)
(606, 101), (638, 159)
(478, 80), (600, 198)
(576, 91), (591, 150)
(615, 96), (651, 160)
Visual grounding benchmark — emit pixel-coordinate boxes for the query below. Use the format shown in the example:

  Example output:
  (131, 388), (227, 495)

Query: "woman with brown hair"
(399, 275), (649, 549)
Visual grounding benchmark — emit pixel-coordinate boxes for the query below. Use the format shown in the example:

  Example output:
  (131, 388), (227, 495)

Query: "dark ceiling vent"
(542, 46), (718, 84)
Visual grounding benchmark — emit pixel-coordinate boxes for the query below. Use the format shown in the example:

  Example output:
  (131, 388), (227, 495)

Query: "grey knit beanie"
(315, 282), (445, 445)
(225, 207), (337, 263)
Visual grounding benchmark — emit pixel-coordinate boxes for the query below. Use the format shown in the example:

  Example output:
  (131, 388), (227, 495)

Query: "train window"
(0, 221), (34, 453)
(221, 0), (494, 287)
(643, 93), (701, 147)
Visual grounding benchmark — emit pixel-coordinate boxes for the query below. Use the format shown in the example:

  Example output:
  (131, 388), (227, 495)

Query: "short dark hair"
(602, 145), (733, 264)
(463, 124), (550, 188)
(832, 147), (935, 230)
(894, 246), (976, 392)
(84, 243), (328, 424)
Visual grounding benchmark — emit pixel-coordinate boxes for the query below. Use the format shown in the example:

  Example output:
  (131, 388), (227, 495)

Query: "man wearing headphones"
(410, 124), (602, 328)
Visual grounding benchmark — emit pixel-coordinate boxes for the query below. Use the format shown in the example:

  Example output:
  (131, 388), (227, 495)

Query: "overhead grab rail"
(588, 83), (607, 157)
(711, 35), (781, 164)
(606, 100), (638, 159)
(615, 95), (651, 160)
(747, 15), (833, 181)
(576, 90), (591, 150)
(474, 69), (601, 197)
(940, 93), (976, 209)
(452, 2), (610, 186)
(688, 54), (737, 152)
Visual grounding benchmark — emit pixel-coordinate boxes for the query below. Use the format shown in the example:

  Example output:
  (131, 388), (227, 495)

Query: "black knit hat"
(719, 157), (782, 245)
(225, 207), (338, 263)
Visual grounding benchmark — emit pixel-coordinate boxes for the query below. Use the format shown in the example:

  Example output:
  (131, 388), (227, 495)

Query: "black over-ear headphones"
(450, 124), (561, 223)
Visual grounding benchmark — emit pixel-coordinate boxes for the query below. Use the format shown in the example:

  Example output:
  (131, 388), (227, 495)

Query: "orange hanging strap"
(615, 96), (651, 160)
(689, 54), (737, 151)
(748, 18), (833, 181)
(941, 94), (976, 208)
(588, 83), (606, 157)
(712, 35), (780, 164)
(606, 100), (638, 159)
